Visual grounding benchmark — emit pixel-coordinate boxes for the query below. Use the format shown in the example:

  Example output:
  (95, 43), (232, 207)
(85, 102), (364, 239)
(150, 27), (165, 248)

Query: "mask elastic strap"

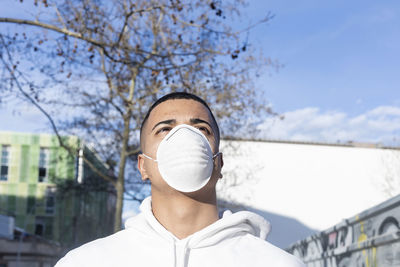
(144, 152), (218, 161)
(142, 153), (158, 162)
(213, 152), (221, 159)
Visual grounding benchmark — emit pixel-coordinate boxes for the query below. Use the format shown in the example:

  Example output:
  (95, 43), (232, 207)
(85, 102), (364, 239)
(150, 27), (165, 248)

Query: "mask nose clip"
(144, 151), (220, 161)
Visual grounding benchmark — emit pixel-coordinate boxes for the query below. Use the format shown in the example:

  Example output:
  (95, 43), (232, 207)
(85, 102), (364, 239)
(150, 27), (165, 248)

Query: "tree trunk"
(114, 179), (124, 232)
(113, 108), (132, 232)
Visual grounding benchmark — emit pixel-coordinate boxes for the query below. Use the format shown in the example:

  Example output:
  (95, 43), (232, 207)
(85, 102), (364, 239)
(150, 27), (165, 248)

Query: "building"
(0, 131), (115, 249)
(1, 214), (61, 267)
(217, 138), (400, 248)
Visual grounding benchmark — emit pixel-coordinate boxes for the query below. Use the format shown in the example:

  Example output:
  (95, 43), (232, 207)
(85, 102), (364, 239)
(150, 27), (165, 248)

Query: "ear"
(217, 152), (224, 179)
(137, 154), (149, 181)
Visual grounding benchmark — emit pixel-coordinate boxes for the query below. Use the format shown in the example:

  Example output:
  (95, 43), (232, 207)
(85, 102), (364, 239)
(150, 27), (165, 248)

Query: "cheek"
(147, 138), (163, 157)
(144, 160), (159, 176)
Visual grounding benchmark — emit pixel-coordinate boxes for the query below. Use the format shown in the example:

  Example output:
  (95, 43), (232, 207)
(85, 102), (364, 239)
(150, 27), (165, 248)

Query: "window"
(35, 217), (45, 236)
(38, 147), (49, 182)
(35, 216), (53, 238)
(45, 187), (56, 214)
(1, 145), (10, 181)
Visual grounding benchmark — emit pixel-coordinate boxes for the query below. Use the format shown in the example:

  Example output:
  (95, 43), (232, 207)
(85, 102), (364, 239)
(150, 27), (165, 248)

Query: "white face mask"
(143, 124), (220, 192)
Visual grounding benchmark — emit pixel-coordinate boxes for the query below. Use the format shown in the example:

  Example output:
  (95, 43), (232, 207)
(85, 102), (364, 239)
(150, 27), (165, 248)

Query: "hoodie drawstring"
(174, 240), (190, 267)
(172, 242), (176, 267)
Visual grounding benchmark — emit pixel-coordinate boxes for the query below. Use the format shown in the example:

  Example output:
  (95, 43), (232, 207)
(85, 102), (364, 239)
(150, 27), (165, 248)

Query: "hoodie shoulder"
(238, 234), (305, 267)
(199, 210), (304, 267)
(54, 229), (134, 267)
(54, 211), (170, 267)
(55, 213), (151, 267)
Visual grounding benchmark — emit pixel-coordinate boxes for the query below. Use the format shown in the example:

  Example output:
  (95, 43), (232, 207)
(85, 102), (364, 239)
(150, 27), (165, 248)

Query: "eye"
(196, 126), (211, 135)
(156, 127), (172, 134)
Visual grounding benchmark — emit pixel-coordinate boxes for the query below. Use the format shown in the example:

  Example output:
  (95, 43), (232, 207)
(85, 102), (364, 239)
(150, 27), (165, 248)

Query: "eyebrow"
(150, 118), (212, 132)
(151, 119), (176, 132)
(190, 118), (212, 129)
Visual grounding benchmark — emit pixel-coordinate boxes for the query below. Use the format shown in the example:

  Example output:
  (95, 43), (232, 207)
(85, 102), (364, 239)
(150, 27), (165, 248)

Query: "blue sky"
(243, 0), (400, 144)
(247, 0), (400, 111)
(1, 0), (400, 144)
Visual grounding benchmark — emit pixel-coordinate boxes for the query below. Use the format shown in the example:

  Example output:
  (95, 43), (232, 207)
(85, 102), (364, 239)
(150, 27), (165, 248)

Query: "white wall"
(217, 140), (400, 231)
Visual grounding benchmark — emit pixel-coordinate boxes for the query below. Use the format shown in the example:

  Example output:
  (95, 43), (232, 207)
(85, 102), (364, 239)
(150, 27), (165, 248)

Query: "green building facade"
(0, 131), (115, 248)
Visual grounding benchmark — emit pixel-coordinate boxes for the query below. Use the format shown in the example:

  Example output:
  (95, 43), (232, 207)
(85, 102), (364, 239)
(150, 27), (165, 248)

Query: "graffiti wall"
(287, 194), (400, 267)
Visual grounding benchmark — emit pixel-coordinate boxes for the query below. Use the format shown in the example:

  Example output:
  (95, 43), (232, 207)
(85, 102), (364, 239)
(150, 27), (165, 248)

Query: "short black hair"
(140, 92), (220, 142)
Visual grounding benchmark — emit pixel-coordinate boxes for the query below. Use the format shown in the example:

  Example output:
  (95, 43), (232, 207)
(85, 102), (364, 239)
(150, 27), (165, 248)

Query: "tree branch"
(81, 156), (117, 186)
(126, 147), (141, 157)
(0, 17), (136, 66)
(0, 17), (103, 47)
(0, 34), (117, 187)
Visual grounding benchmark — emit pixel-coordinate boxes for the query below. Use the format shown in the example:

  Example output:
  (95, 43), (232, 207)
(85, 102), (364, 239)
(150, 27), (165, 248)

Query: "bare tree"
(0, 0), (277, 232)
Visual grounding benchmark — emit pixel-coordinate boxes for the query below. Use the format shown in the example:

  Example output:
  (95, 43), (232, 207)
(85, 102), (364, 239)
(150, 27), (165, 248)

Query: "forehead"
(146, 99), (212, 127)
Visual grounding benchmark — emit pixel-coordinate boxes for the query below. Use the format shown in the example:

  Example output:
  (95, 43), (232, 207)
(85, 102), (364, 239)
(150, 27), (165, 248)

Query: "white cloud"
(258, 105), (400, 145)
(368, 106), (400, 116)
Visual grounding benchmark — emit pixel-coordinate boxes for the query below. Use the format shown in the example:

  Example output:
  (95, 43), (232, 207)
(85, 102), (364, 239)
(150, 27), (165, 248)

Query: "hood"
(125, 197), (271, 267)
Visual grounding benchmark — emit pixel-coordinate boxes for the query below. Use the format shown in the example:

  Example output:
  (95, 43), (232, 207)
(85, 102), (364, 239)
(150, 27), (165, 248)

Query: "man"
(55, 92), (305, 267)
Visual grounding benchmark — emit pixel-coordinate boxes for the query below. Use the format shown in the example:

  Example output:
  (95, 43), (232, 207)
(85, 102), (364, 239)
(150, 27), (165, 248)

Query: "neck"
(151, 189), (219, 239)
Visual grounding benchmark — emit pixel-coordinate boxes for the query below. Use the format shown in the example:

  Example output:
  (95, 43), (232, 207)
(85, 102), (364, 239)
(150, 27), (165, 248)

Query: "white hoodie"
(55, 197), (305, 267)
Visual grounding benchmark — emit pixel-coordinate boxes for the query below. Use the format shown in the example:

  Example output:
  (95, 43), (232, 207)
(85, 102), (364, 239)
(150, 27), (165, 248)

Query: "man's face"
(138, 99), (222, 193)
